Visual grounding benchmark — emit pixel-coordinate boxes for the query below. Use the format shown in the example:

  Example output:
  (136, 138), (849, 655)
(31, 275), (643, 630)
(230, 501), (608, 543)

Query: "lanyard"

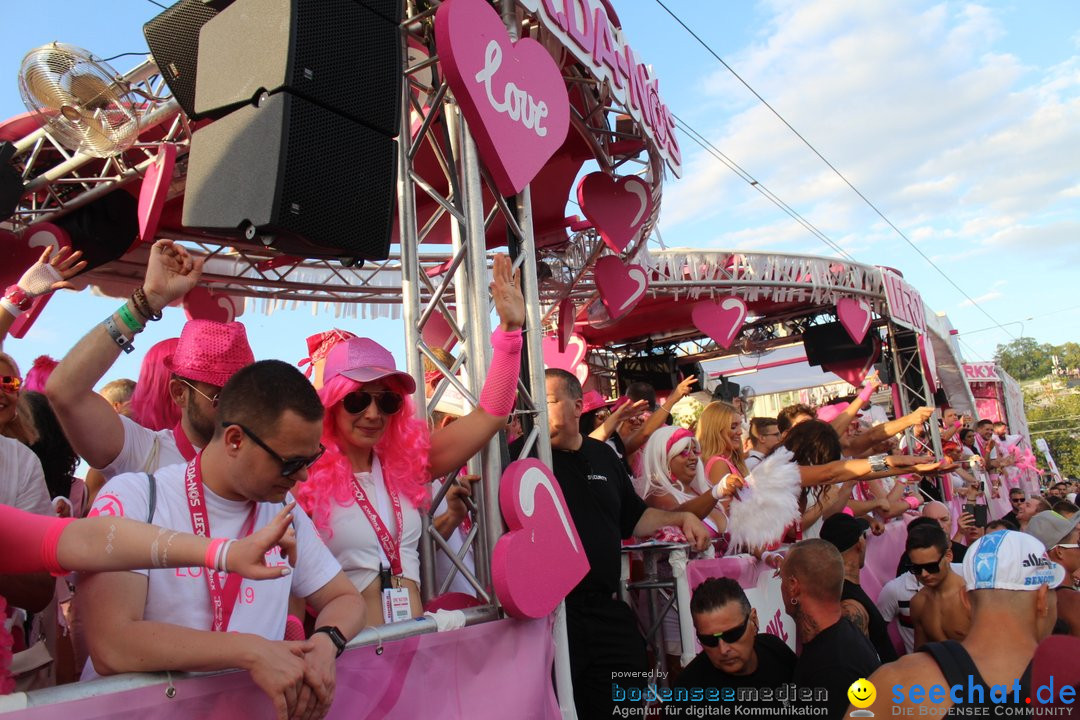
(173, 420), (197, 462)
(183, 454), (256, 632)
(349, 469), (404, 577)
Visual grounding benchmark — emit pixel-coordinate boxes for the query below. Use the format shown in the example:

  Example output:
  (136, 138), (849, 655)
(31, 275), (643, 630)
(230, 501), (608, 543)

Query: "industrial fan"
(18, 42), (141, 158)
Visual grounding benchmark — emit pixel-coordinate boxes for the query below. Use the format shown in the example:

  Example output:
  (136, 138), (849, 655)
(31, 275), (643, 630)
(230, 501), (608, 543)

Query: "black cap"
(820, 514), (870, 553)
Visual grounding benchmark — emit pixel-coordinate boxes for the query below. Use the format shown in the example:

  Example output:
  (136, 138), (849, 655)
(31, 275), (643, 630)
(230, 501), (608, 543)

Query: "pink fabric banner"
(7, 618), (559, 720)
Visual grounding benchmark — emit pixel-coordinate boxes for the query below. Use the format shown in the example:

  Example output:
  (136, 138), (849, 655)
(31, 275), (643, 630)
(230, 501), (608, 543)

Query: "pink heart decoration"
(836, 298), (872, 344)
(435, 0), (570, 196)
(5, 224), (72, 339)
(542, 332), (588, 385)
(691, 297), (748, 349)
(577, 172), (653, 253)
(492, 459), (590, 618)
(594, 255), (648, 320)
(183, 286), (243, 323)
(422, 310), (458, 351)
(557, 298), (575, 352)
(137, 143), (176, 242)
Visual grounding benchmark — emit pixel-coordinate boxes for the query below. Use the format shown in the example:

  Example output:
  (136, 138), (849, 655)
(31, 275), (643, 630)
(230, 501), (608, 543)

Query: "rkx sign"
(963, 362), (1001, 382)
(880, 269), (927, 334)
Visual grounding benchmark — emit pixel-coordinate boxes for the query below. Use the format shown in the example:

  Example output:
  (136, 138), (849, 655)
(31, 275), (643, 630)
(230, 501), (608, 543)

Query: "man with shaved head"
(781, 539), (880, 719)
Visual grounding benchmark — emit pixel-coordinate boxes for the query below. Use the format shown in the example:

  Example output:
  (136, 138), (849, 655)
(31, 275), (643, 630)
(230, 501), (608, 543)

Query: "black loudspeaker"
(182, 92), (396, 260)
(194, 0), (401, 135)
(617, 354), (679, 394)
(56, 190), (139, 271)
(0, 143), (24, 222)
(802, 321), (875, 367)
(143, 0), (232, 119)
(712, 376), (741, 403)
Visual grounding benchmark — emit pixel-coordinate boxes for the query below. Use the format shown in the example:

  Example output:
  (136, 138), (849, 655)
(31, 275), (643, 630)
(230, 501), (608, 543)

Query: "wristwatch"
(868, 454), (890, 473)
(312, 626), (347, 658)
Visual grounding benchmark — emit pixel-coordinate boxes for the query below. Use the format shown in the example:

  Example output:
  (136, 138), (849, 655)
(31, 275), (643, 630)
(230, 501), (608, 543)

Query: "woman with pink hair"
(295, 254), (525, 625)
(127, 337), (182, 431)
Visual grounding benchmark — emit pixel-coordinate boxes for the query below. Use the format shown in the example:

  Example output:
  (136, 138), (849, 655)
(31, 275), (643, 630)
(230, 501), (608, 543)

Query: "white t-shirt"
(0, 435), (52, 515)
(431, 477), (477, 597)
(745, 449), (766, 472)
(101, 414), (186, 480)
(83, 462), (341, 679)
(322, 456), (422, 593)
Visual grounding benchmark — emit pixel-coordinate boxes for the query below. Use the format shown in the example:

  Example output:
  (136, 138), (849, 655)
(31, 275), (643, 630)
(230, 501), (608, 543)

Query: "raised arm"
(828, 370), (879, 435)
(46, 240), (201, 468)
(0, 246), (86, 348)
(846, 406), (935, 457)
(624, 375), (697, 456)
(427, 254), (523, 477)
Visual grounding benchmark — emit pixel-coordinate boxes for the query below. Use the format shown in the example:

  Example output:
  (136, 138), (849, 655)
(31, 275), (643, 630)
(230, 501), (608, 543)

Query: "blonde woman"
(697, 401), (748, 494)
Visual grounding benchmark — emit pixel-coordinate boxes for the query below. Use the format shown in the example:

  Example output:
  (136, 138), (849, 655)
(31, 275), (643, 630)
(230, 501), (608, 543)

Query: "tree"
(1026, 383), (1080, 479)
(994, 337), (1053, 381)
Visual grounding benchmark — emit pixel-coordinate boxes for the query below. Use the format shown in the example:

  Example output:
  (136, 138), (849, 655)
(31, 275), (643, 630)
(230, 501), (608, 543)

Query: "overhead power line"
(653, 0), (1017, 341)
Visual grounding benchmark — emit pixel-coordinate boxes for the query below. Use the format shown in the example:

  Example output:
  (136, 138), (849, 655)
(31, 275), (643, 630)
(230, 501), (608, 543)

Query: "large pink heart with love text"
(183, 286), (243, 323)
(836, 297), (872, 344)
(691, 297), (747, 349)
(492, 459), (590, 618)
(138, 143), (176, 242)
(542, 332), (588, 385)
(594, 255), (648, 320)
(577, 172), (653, 253)
(3, 223), (72, 339)
(435, 0), (570, 196)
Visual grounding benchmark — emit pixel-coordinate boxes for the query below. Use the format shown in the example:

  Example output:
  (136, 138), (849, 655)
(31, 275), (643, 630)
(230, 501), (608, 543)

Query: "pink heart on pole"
(691, 297), (747, 349)
(137, 143), (176, 242)
(492, 459), (590, 618)
(183, 286), (243, 323)
(577, 172), (653, 253)
(435, 0), (570, 196)
(836, 298), (872, 344)
(557, 298), (575, 352)
(542, 333), (588, 385)
(594, 255), (648, 320)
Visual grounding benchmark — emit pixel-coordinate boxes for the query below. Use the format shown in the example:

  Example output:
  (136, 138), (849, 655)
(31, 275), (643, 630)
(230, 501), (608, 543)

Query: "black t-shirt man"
(794, 617), (881, 720)
(671, 633), (796, 713)
(842, 579), (899, 662)
(509, 435), (649, 717)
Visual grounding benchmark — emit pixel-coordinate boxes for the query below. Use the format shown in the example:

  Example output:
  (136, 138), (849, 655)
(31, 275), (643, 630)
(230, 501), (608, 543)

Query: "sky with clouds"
(1, 0), (1077, 384)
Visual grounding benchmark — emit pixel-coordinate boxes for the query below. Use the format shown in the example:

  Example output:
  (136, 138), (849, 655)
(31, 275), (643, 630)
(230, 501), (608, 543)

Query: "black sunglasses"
(223, 422), (325, 477)
(342, 390), (403, 416)
(910, 554), (945, 576)
(697, 613), (751, 647)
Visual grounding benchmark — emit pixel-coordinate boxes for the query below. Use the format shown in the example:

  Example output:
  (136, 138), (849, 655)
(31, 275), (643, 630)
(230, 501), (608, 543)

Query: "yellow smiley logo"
(848, 678), (876, 709)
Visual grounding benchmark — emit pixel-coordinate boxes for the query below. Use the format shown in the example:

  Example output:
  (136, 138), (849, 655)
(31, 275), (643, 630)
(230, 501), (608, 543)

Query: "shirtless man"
(852, 531), (1061, 718)
(908, 522), (970, 647)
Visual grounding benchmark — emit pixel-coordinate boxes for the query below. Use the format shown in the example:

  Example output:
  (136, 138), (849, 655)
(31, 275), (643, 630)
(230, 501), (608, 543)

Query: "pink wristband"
(857, 382), (875, 403)
(42, 517), (77, 577)
(205, 538), (226, 571)
(904, 496), (920, 510)
(841, 507), (855, 517)
(478, 327), (522, 417)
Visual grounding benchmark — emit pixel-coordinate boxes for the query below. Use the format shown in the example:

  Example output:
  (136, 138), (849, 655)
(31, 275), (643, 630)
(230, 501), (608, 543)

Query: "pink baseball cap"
(581, 390), (616, 414)
(164, 320), (254, 388)
(322, 337), (416, 394)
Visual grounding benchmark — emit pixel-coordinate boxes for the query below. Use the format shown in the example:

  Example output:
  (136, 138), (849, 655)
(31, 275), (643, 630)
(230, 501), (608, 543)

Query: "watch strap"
(313, 625), (346, 658)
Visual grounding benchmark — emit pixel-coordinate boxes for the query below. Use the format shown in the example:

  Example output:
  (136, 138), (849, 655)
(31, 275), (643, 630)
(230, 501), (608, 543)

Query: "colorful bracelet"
(131, 288), (162, 321)
(117, 303), (145, 333)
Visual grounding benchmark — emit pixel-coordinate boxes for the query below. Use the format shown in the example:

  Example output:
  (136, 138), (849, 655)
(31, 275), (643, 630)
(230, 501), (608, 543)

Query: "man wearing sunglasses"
(81, 360), (363, 720)
(908, 522), (970, 649)
(1024, 510), (1080, 636)
(672, 578), (796, 713)
(47, 240), (254, 481)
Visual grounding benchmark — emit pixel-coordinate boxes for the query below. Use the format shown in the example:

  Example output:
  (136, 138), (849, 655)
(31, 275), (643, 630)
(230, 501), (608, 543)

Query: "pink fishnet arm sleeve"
(478, 328), (522, 417)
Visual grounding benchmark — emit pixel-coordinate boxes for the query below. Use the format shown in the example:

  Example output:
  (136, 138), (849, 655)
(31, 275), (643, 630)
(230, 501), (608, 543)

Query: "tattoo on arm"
(841, 599), (870, 637)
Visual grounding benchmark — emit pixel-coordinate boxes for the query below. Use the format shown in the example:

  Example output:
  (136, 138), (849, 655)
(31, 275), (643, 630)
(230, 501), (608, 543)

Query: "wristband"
(205, 538), (225, 571)
(103, 315), (135, 354)
(218, 539), (235, 572)
(868, 454), (890, 473)
(132, 287), (162, 321)
(711, 476), (730, 500)
(117, 303), (145, 333)
(0, 298), (24, 318)
(904, 496), (920, 510)
(3, 285), (32, 314)
(857, 381), (875, 403)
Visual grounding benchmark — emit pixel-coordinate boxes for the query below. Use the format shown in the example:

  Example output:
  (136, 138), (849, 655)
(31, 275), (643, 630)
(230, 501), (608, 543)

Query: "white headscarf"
(636, 425), (711, 502)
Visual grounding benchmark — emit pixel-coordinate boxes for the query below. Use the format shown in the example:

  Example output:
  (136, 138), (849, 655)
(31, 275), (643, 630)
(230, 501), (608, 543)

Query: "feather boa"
(726, 447), (802, 552)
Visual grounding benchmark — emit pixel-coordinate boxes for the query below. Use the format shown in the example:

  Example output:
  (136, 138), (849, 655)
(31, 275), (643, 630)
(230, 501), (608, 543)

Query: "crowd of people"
(0, 242), (1076, 719)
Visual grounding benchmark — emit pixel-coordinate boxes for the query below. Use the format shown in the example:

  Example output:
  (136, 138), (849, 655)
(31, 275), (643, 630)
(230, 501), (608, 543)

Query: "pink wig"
(128, 337), (181, 431)
(23, 355), (58, 393)
(295, 373), (432, 536)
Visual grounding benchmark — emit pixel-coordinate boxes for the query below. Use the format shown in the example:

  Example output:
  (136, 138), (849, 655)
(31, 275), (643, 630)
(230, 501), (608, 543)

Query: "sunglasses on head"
(0, 376), (21, 393)
(223, 422), (325, 477)
(342, 389), (403, 415)
(697, 613), (751, 647)
(910, 554), (945, 576)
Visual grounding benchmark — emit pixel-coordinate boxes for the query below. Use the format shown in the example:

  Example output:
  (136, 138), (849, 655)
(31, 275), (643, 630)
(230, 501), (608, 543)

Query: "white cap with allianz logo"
(963, 529), (1066, 591)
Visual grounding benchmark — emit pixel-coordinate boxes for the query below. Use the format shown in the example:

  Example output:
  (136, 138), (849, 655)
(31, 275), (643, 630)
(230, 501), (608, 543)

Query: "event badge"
(382, 587), (411, 624)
